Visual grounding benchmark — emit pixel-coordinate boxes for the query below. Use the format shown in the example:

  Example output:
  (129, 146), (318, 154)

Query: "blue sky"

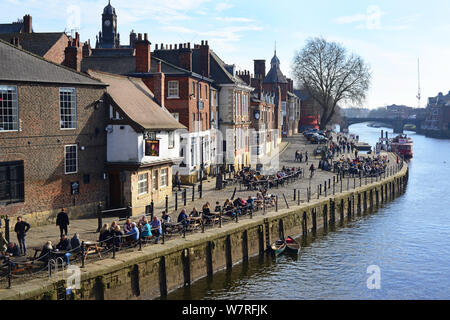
(2, 0), (450, 109)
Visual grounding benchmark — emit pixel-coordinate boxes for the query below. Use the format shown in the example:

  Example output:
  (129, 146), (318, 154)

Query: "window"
(168, 131), (175, 148)
(199, 84), (202, 99)
(152, 170), (158, 190)
(161, 168), (168, 188)
(168, 81), (179, 98)
(60, 88), (77, 129)
(0, 161), (24, 204)
(192, 82), (196, 97)
(0, 86), (19, 131)
(65, 145), (78, 174)
(138, 173), (148, 195)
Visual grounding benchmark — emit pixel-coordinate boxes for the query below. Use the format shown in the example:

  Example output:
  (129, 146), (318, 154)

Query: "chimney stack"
(254, 60), (266, 80)
(129, 30), (137, 48)
(22, 14), (32, 33)
(179, 45), (192, 71)
(199, 40), (210, 77)
(64, 38), (81, 72)
(10, 37), (21, 49)
(82, 41), (92, 58)
(135, 33), (151, 73)
(154, 61), (165, 108)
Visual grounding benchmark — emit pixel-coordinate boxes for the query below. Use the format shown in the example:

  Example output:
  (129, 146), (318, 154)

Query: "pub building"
(88, 70), (185, 216)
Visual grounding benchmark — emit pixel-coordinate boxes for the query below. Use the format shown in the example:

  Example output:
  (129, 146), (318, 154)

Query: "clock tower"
(96, 1), (119, 48)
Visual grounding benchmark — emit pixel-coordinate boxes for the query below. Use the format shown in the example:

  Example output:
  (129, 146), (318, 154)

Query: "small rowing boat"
(285, 236), (301, 255)
(271, 239), (286, 256)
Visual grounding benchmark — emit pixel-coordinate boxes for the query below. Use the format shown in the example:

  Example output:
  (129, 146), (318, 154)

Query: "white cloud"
(216, 17), (254, 23)
(215, 2), (233, 12)
(335, 5), (384, 30)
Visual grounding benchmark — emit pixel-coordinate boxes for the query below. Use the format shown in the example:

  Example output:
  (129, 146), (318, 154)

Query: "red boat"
(390, 134), (413, 159)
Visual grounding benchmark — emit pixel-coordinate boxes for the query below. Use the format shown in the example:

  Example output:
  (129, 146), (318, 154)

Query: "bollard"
(360, 176), (362, 187)
(81, 241), (86, 267)
(175, 192), (178, 211)
(354, 178), (356, 189)
(4, 216), (9, 243)
(183, 188), (187, 206)
(275, 196), (278, 212)
(317, 185), (320, 199)
(162, 223), (165, 244)
(263, 200), (266, 214)
(298, 190), (301, 206)
(347, 177), (349, 191)
(294, 189), (297, 202)
(111, 237), (115, 259)
(202, 216), (205, 233)
(219, 209), (223, 228)
(96, 205), (102, 233)
(192, 184), (195, 202)
(127, 205), (132, 219)
(199, 184), (203, 199)
(250, 208), (253, 219)
(235, 211), (239, 223)
(183, 225), (186, 238)
(151, 200), (154, 220)
(7, 260), (12, 289)
(139, 234), (142, 251)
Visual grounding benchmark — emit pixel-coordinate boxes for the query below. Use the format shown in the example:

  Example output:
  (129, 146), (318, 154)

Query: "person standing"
(175, 171), (181, 191)
(56, 208), (70, 237)
(305, 151), (309, 163)
(14, 216), (30, 256)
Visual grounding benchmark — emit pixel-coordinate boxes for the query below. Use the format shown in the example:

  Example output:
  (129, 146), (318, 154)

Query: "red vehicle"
(390, 134), (413, 159)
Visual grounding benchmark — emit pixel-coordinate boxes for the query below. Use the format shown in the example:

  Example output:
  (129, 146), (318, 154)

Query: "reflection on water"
(166, 124), (450, 300)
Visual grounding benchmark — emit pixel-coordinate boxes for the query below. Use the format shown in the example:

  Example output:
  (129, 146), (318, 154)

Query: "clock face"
(104, 20), (111, 27)
(254, 111), (260, 120)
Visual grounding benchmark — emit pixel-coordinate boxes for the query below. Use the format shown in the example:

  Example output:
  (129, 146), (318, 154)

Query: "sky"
(2, 0), (450, 109)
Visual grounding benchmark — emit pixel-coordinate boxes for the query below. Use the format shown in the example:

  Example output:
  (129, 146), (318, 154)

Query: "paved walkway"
(3, 133), (396, 253)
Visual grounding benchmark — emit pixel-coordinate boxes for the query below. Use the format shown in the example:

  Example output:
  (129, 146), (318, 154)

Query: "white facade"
(106, 124), (181, 164)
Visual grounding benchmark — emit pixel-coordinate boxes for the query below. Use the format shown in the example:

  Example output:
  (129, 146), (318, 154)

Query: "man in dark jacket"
(6, 242), (21, 257)
(14, 216), (30, 256)
(70, 233), (81, 254)
(56, 208), (70, 237)
(56, 235), (72, 252)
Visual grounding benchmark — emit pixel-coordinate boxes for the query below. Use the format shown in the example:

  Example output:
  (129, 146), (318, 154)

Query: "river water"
(166, 123), (450, 300)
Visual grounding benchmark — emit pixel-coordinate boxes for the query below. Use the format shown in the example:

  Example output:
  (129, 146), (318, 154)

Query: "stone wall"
(0, 164), (409, 300)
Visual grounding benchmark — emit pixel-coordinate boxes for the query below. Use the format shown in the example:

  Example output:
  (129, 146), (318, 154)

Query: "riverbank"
(0, 147), (408, 300)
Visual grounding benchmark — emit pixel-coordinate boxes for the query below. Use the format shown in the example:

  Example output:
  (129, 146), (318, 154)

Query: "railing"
(0, 156), (406, 289)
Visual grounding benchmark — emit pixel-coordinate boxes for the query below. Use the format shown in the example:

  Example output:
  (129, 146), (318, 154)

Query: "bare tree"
(292, 37), (371, 129)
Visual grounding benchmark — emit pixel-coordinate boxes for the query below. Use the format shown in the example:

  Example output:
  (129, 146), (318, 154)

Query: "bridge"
(340, 117), (423, 134)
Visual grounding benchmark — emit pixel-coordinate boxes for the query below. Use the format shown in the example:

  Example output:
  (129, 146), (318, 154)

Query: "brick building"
(0, 39), (108, 225)
(261, 51), (300, 137)
(423, 91), (450, 131)
(294, 89), (321, 130)
(0, 14), (84, 71)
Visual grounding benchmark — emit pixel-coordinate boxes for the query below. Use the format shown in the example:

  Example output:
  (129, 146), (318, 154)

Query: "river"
(166, 123), (450, 300)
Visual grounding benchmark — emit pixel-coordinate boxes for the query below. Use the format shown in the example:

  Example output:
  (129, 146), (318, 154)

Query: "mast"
(416, 58), (421, 108)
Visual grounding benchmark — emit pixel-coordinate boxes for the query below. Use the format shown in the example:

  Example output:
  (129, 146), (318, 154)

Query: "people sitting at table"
(111, 225), (123, 249)
(123, 219), (133, 234)
(150, 216), (162, 244)
(37, 241), (53, 263)
(177, 209), (189, 228)
(56, 235), (72, 252)
(6, 242), (21, 257)
(247, 196), (255, 210)
(140, 218), (152, 240)
(202, 202), (216, 224)
(214, 202), (221, 213)
(223, 199), (236, 217)
(70, 233), (81, 253)
(125, 222), (140, 243)
(190, 207), (200, 218)
(109, 221), (118, 233)
(99, 224), (111, 244)
(161, 211), (171, 223)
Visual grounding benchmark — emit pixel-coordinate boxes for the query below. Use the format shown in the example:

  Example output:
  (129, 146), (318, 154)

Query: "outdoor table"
(83, 241), (102, 260)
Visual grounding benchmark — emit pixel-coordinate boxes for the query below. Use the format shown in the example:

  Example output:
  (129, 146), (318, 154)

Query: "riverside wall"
(0, 163), (409, 300)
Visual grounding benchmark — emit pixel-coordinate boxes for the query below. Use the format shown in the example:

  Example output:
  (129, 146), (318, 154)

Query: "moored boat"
(271, 239), (286, 256)
(390, 134), (413, 159)
(285, 236), (301, 255)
